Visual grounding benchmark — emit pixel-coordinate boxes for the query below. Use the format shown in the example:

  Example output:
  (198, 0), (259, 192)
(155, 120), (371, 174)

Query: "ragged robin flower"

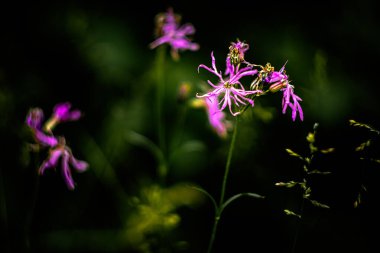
(25, 102), (88, 190)
(251, 62), (304, 121)
(149, 8), (199, 60)
(204, 95), (231, 138)
(39, 137), (88, 190)
(226, 40), (250, 69)
(44, 102), (82, 132)
(196, 51), (262, 116)
(26, 108), (58, 147)
(282, 84), (303, 121)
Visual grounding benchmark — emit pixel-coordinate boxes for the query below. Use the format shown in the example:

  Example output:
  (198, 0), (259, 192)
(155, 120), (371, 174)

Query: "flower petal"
(61, 151), (75, 190)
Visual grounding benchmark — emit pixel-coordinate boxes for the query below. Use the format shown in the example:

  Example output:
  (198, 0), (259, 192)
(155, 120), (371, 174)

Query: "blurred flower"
(39, 137), (88, 190)
(196, 51), (261, 116)
(25, 102), (88, 189)
(204, 95), (230, 138)
(26, 107), (44, 130)
(26, 108), (58, 147)
(44, 102), (82, 132)
(149, 8), (199, 60)
(177, 82), (192, 103)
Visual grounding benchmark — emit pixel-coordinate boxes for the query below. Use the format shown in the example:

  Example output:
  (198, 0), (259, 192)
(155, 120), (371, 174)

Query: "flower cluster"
(196, 40), (304, 123)
(26, 102), (88, 190)
(149, 8), (199, 60)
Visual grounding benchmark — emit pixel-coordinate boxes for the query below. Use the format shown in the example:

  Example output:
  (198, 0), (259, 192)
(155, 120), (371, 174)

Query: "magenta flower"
(26, 108), (44, 130)
(25, 102), (88, 190)
(265, 63), (287, 84)
(282, 84), (304, 121)
(44, 102), (81, 132)
(196, 52), (261, 116)
(149, 8), (199, 59)
(204, 95), (230, 138)
(264, 62), (303, 121)
(26, 108), (58, 147)
(39, 138), (88, 190)
(53, 102), (81, 122)
(226, 40), (250, 75)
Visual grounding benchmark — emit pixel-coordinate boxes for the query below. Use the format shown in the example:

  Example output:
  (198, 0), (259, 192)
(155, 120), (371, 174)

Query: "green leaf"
(309, 199), (330, 209)
(355, 140), (371, 151)
(284, 209), (301, 218)
(354, 193), (361, 208)
(221, 192), (265, 213)
(188, 185), (218, 215)
(320, 148), (335, 154)
(307, 169), (331, 175)
(349, 119), (380, 135)
(285, 149), (303, 159)
(275, 181), (300, 188)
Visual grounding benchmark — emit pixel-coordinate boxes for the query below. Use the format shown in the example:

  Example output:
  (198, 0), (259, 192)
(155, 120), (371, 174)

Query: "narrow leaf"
(275, 181), (300, 188)
(221, 192), (265, 213)
(188, 185), (218, 214)
(349, 119), (380, 135)
(284, 209), (301, 218)
(320, 148), (335, 154)
(307, 169), (331, 175)
(309, 199), (330, 209)
(285, 149), (303, 159)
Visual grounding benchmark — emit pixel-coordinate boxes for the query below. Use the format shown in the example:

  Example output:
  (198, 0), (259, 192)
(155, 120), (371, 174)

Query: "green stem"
(219, 116), (239, 206)
(291, 195), (305, 253)
(207, 116), (239, 253)
(206, 215), (220, 253)
(155, 46), (168, 182)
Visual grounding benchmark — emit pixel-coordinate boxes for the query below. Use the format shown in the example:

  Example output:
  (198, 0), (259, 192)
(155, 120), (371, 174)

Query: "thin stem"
(291, 195), (305, 253)
(207, 116), (239, 253)
(155, 45), (168, 182)
(206, 215), (220, 253)
(219, 116), (239, 206)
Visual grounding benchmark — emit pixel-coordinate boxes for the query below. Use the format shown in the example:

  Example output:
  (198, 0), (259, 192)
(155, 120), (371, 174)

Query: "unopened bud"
(269, 80), (288, 93)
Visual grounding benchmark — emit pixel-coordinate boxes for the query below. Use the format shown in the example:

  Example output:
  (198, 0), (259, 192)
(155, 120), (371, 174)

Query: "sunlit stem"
(207, 116), (239, 253)
(155, 45), (168, 182)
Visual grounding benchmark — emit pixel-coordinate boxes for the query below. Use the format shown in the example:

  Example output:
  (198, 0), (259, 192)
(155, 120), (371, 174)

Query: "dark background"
(1, 0), (380, 252)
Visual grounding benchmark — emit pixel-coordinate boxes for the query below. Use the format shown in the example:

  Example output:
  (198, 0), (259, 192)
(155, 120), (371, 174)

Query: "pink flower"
(39, 138), (88, 190)
(264, 62), (304, 121)
(226, 40), (250, 75)
(204, 95), (230, 138)
(25, 102), (88, 190)
(52, 102), (81, 122)
(26, 108), (58, 147)
(149, 8), (199, 59)
(282, 84), (304, 121)
(44, 102), (81, 132)
(196, 51), (262, 116)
